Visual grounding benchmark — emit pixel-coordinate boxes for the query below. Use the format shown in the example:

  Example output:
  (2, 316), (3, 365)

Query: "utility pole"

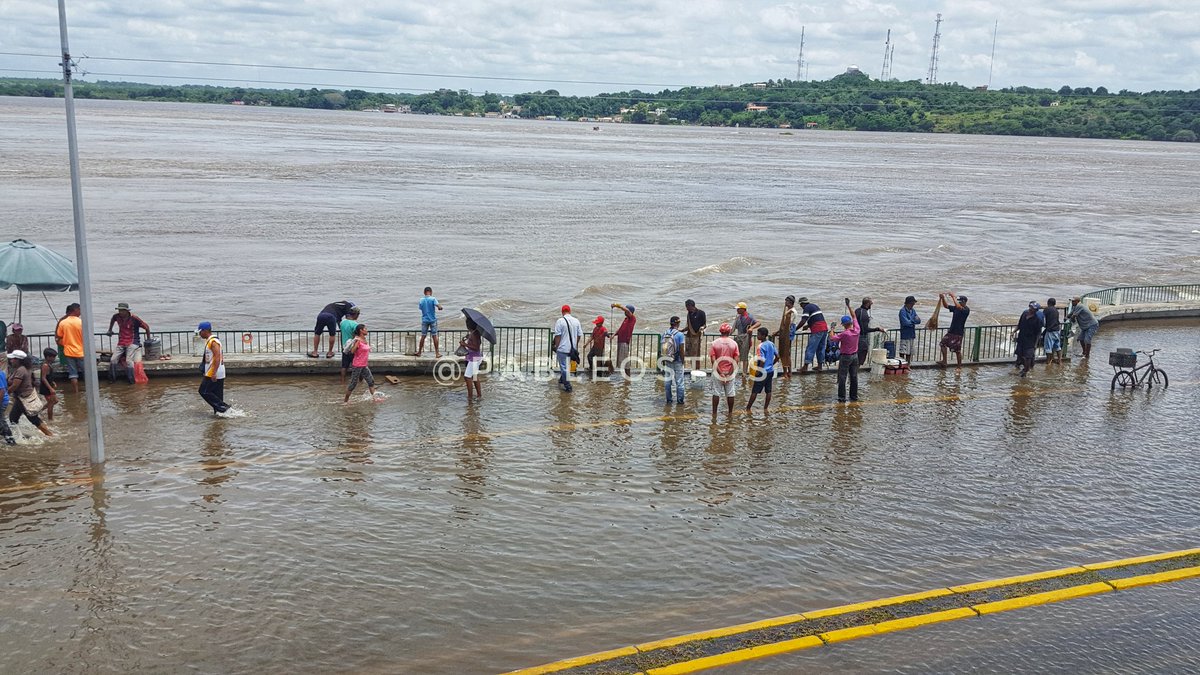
(56, 0), (105, 466)
(881, 29), (892, 80)
(988, 20), (998, 89)
(797, 26), (806, 81)
(926, 13), (942, 85)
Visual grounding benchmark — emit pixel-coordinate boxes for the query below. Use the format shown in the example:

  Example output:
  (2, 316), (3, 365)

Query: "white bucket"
(870, 348), (888, 376)
(689, 370), (707, 389)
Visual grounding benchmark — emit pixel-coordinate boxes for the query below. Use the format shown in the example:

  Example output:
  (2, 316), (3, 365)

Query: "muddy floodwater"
(2, 319), (1198, 673)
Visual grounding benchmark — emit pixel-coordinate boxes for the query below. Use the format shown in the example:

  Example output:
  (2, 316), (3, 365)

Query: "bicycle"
(1109, 348), (1168, 390)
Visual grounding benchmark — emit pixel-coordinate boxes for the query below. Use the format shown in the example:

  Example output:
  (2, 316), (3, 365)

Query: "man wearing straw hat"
(107, 302), (151, 384)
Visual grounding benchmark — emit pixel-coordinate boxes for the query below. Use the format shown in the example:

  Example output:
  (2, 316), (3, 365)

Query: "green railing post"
(971, 327), (982, 362)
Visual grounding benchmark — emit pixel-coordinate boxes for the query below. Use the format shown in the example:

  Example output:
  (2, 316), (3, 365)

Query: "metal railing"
(15, 280), (1193, 374)
(0, 324), (1056, 370)
(1083, 284), (1200, 306)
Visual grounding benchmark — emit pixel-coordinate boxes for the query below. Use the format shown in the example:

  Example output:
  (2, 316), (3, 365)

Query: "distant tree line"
(3, 74), (1198, 142)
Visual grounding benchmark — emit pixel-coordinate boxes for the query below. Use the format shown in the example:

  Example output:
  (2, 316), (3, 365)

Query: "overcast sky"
(3, 1), (1197, 96)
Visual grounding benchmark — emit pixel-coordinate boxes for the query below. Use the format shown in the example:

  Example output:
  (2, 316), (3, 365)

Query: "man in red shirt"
(106, 302), (151, 384)
(708, 323), (740, 418)
(610, 304), (636, 377)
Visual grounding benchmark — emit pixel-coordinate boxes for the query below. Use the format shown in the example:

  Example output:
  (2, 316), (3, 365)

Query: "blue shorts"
(422, 320), (438, 336)
(65, 356), (86, 380)
(313, 312), (338, 335)
(1043, 331), (1062, 353)
(1079, 324), (1098, 345)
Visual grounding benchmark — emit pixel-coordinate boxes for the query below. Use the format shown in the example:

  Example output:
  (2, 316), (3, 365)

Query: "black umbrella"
(462, 307), (496, 344)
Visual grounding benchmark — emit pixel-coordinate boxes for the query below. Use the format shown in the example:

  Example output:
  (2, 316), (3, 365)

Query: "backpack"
(661, 330), (678, 360)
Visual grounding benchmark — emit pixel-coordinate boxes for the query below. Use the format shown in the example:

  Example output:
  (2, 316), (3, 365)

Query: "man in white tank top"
(196, 321), (230, 415)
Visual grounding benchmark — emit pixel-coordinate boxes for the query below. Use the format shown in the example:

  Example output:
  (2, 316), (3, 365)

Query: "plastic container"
(1109, 351), (1137, 368)
(143, 338), (162, 360)
(883, 340), (897, 359)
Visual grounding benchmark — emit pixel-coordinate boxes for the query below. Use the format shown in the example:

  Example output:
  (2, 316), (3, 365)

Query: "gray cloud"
(2, 0), (1196, 95)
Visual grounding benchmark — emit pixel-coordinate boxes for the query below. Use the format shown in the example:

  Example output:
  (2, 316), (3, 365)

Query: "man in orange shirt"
(55, 303), (85, 393)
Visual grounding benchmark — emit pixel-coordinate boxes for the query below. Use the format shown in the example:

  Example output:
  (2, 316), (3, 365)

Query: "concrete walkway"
(143, 352), (463, 376)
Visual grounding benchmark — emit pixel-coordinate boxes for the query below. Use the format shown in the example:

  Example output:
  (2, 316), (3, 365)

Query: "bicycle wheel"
(1149, 368), (1169, 389)
(1111, 370), (1135, 390)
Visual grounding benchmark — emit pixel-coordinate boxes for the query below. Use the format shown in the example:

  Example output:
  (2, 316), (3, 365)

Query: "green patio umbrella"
(0, 239), (79, 323)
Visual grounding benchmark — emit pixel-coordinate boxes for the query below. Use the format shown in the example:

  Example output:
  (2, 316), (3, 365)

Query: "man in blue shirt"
(415, 286), (443, 358)
(898, 295), (921, 363)
(745, 327), (779, 411)
(661, 316), (687, 404)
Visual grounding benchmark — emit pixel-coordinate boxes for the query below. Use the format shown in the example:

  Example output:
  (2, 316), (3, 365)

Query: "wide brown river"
(2, 97), (1200, 673)
(1, 97), (1197, 335)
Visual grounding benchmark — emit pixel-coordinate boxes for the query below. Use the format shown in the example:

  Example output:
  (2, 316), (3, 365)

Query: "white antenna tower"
(987, 20), (998, 89)
(797, 26), (806, 81)
(926, 13), (942, 85)
(881, 29), (892, 80)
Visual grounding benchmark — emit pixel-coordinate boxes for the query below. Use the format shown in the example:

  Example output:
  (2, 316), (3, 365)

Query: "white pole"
(57, 0), (105, 465)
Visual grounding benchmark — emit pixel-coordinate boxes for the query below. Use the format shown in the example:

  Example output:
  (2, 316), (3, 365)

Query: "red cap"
(592, 315), (604, 324)
(719, 322), (733, 334)
(561, 304), (571, 314)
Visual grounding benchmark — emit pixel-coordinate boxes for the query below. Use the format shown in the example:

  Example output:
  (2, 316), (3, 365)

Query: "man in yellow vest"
(197, 322), (231, 415)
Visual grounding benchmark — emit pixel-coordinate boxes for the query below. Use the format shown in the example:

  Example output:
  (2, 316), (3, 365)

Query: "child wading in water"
(40, 348), (59, 421)
(343, 324), (382, 403)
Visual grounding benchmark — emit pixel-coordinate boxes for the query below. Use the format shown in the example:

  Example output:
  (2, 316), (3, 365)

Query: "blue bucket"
(884, 340), (897, 359)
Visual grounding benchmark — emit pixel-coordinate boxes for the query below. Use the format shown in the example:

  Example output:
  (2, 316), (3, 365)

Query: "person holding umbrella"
(461, 308), (496, 401)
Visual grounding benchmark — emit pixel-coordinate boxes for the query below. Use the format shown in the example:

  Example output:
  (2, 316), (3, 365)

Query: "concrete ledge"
(1096, 302), (1200, 322)
(140, 353), (470, 377)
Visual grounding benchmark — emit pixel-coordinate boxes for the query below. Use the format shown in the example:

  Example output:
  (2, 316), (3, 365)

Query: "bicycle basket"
(1109, 351), (1137, 368)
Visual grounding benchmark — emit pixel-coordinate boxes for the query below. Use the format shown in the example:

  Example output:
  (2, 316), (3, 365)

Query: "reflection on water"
(0, 320), (1196, 673)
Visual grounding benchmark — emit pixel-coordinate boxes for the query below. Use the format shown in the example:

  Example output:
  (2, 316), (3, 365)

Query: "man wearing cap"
(196, 322), (231, 415)
(552, 305), (583, 392)
(309, 300), (356, 359)
(898, 296), (921, 363)
(854, 297), (888, 369)
(708, 323), (740, 417)
(1067, 296), (1099, 360)
(1013, 302), (1044, 377)
(829, 300), (862, 402)
(107, 303), (151, 384)
(580, 315), (608, 376)
(55, 303), (85, 393)
(684, 300), (706, 368)
(733, 302), (761, 373)
(611, 303), (637, 377)
(796, 297), (829, 374)
(936, 295), (970, 368)
(4, 323), (27, 354)
(661, 316), (687, 405)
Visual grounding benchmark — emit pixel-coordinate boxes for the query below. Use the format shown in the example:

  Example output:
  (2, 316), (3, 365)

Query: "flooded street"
(2, 319), (1198, 673)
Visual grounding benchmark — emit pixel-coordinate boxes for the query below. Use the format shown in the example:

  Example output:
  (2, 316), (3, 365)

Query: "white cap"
(7, 349), (27, 360)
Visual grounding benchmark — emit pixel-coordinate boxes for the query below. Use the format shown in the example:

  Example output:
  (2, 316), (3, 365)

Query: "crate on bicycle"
(1109, 348), (1137, 368)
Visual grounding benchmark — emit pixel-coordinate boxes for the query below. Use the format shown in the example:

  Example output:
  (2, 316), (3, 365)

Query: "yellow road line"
(505, 548), (1200, 675)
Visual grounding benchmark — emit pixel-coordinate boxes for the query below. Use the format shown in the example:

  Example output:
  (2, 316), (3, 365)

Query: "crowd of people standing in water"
(1, 289), (1105, 433)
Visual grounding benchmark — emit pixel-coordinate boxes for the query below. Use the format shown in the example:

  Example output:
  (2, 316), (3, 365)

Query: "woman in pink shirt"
(829, 299), (861, 403)
(343, 324), (382, 403)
